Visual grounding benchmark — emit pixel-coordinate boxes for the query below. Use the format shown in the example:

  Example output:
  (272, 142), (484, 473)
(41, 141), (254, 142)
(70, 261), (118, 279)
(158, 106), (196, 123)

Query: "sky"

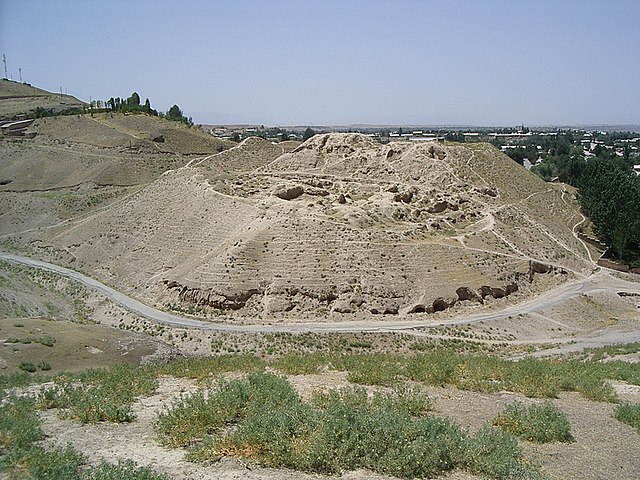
(1, 0), (639, 126)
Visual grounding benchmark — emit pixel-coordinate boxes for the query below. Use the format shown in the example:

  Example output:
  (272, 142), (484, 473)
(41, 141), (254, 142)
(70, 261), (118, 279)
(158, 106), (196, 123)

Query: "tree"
(166, 104), (183, 120)
(303, 127), (316, 141)
(128, 92), (140, 106)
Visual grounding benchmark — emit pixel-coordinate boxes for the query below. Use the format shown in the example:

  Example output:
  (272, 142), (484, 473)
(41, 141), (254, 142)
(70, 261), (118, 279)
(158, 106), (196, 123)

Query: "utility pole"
(18, 67), (22, 83)
(2, 54), (7, 79)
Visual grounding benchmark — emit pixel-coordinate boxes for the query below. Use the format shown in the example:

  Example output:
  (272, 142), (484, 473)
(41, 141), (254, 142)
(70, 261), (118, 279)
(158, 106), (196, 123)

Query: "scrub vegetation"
(1, 344), (638, 479)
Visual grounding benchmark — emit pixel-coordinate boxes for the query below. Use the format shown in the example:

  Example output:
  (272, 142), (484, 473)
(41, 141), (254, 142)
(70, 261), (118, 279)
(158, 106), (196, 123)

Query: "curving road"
(1, 252), (639, 339)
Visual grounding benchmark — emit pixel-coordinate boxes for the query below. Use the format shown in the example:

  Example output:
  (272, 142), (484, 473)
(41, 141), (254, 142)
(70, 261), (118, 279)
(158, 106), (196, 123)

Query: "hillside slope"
(0, 79), (86, 119)
(0, 112), (235, 237)
(24, 134), (591, 323)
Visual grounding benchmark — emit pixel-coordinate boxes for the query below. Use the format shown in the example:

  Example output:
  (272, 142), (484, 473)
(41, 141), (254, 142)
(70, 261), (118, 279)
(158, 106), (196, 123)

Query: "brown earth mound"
(14, 133), (591, 323)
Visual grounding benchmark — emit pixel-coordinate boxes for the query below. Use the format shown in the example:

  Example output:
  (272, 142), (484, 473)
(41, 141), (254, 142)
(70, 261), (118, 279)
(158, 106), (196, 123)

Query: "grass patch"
(2, 445), (85, 479)
(156, 354), (264, 382)
(0, 396), (43, 450)
(493, 401), (574, 443)
(38, 363), (158, 423)
(615, 403), (640, 433)
(269, 350), (633, 402)
(271, 352), (329, 375)
(334, 353), (403, 386)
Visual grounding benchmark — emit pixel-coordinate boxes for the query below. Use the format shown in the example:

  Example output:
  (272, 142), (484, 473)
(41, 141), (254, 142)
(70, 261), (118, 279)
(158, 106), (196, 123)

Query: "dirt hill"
(18, 133), (591, 323)
(0, 111), (235, 238)
(0, 79), (87, 119)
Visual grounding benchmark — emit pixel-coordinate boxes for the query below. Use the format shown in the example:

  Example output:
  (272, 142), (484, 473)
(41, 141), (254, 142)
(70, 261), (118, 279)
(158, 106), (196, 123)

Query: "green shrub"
(404, 351), (461, 386)
(157, 354), (264, 381)
(463, 426), (528, 479)
(493, 401), (573, 443)
(168, 374), (541, 479)
(37, 361), (51, 371)
(271, 352), (328, 374)
(156, 380), (250, 447)
(304, 390), (464, 477)
(615, 403), (640, 433)
(335, 353), (402, 386)
(2, 445), (168, 480)
(1, 445), (85, 479)
(37, 335), (56, 347)
(0, 372), (36, 394)
(19, 362), (37, 373)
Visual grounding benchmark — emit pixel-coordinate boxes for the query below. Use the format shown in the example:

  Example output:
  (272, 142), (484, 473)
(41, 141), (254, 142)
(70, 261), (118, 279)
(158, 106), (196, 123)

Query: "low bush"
(156, 379), (250, 447)
(2, 445), (85, 479)
(2, 445), (168, 480)
(615, 403), (640, 433)
(160, 373), (541, 479)
(37, 361), (51, 371)
(39, 364), (157, 423)
(81, 459), (169, 479)
(19, 362), (37, 373)
(334, 353), (403, 386)
(271, 352), (328, 374)
(463, 426), (530, 479)
(493, 401), (573, 443)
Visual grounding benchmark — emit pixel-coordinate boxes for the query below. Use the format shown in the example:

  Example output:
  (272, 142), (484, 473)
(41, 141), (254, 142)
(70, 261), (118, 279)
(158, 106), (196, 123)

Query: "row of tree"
(105, 92), (192, 126)
(578, 157), (640, 264)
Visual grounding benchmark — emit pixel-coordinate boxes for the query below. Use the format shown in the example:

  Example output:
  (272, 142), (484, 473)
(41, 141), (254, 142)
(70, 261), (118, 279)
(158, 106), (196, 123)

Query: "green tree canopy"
(578, 157), (640, 259)
(166, 104), (183, 120)
(127, 92), (140, 106)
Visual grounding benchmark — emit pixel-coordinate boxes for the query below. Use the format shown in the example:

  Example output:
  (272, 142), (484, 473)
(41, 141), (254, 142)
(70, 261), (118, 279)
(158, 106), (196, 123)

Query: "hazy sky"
(1, 0), (638, 126)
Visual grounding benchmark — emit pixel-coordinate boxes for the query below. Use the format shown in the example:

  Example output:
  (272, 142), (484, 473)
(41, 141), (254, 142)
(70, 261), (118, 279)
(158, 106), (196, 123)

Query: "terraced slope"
(31, 134), (591, 323)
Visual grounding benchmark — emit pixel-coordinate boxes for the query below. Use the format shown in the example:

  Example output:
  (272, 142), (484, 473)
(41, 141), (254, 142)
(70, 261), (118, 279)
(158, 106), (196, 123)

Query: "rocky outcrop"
(456, 286), (482, 303)
(273, 185), (304, 200)
(408, 281), (520, 315)
(163, 281), (263, 311)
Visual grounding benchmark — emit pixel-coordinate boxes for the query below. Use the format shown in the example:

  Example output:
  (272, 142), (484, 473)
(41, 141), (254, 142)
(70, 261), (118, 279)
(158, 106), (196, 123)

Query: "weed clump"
(615, 403), (640, 433)
(493, 402), (574, 443)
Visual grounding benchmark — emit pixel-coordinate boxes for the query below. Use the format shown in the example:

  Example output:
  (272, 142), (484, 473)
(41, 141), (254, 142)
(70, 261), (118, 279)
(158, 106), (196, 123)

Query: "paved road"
(2, 252), (639, 338)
